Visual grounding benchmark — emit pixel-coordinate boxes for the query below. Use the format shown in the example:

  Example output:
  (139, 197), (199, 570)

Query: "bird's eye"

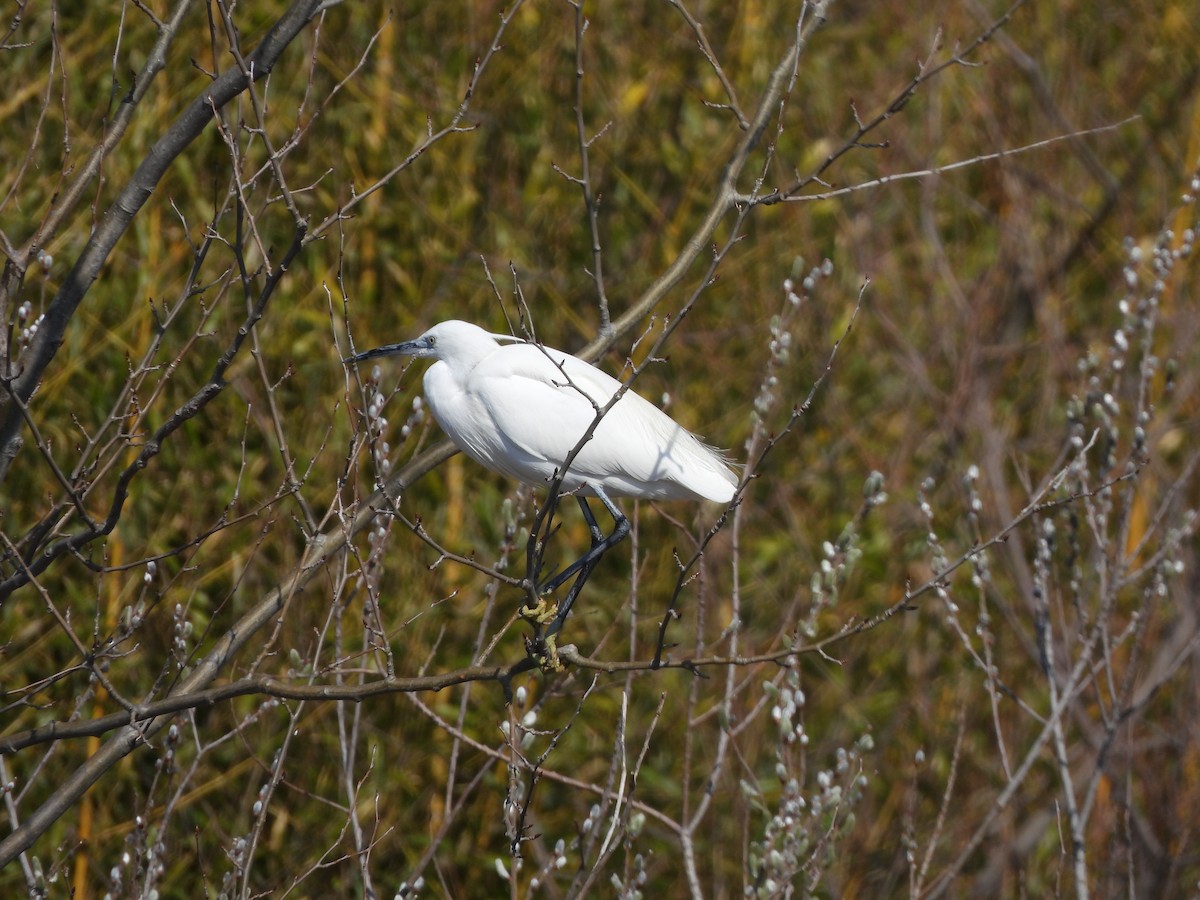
(427, 336), (437, 347)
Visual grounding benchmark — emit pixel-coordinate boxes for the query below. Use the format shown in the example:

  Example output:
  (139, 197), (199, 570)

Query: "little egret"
(347, 320), (737, 638)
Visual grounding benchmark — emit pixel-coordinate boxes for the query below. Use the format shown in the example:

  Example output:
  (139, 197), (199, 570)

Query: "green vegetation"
(2, 0), (1198, 896)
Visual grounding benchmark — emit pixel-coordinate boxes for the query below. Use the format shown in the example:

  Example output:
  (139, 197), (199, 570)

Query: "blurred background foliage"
(2, 0), (1199, 896)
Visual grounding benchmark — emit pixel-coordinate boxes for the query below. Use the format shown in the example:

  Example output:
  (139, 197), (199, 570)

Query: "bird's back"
(432, 342), (737, 502)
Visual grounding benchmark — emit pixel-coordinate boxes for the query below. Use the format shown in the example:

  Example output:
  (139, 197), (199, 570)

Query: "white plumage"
(350, 320), (737, 503)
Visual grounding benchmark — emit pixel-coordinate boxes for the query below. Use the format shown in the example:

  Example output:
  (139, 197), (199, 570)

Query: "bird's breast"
(423, 362), (553, 484)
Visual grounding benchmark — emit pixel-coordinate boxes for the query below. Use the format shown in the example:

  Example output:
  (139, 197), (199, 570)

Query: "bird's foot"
(525, 633), (564, 673)
(520, 596), (559, 626)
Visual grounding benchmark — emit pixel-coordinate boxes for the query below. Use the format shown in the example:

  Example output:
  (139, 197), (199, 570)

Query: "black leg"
(541, 497), (599, 591)
(541, 491), (628, 593)
(543, 486), (629, 638)
(578, 493), (606, 545)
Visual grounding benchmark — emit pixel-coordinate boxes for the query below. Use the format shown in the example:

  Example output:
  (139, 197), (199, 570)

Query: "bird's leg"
(521, 486), (629, 650)
(538, 494), (619, 593)
(541, 487), (630, 639)
(523, 488), (628, 670)
(578, 493), (607, 546)
(521, 489), (567, 623)
(522, 499), (604, 632)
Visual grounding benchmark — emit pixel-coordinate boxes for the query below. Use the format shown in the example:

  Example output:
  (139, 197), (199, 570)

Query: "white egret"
(347, 320), (737, 636)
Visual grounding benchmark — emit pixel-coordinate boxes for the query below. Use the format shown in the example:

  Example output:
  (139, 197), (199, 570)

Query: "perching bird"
(346, 320), (737, 637)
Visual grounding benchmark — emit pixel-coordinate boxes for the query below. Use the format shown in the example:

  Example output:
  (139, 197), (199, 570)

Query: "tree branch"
(0, 0), (330, 481)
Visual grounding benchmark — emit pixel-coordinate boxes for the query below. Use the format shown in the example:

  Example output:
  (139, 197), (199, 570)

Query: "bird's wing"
(549, 352), (739, 500)
(469, 345), (617, 463)
(468, 344), (736, 500)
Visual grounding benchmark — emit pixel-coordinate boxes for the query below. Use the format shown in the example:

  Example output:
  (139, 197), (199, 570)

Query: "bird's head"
(345, 320), (507, 368)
